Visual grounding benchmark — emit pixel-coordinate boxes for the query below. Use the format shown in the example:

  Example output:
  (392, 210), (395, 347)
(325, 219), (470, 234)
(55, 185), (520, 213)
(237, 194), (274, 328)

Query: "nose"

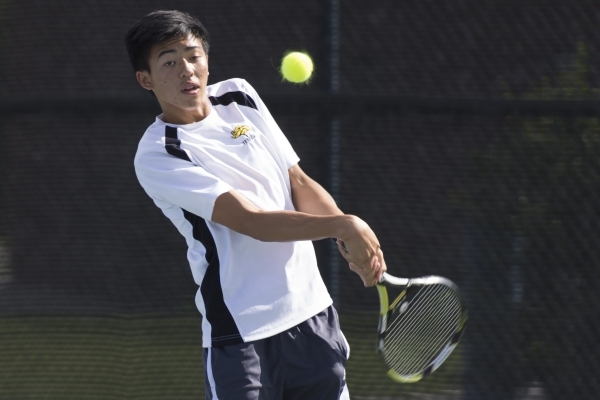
(180, 59), (194, 77)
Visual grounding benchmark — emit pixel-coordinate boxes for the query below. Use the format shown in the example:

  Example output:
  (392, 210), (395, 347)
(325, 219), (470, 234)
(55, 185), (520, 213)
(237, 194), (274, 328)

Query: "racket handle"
(379, 273), (409, 286)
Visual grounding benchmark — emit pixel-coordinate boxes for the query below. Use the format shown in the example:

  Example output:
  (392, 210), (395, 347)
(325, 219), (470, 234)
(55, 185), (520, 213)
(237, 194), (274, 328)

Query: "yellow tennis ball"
(281, 52), (314, 84)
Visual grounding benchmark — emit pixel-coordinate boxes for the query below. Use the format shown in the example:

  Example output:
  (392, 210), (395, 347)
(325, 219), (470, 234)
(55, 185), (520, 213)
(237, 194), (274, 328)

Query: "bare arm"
(288, 163), (343, 216)
(211, 189), (359, 243)
(288, 163), (387, 286)
(211, 164), (386, 286)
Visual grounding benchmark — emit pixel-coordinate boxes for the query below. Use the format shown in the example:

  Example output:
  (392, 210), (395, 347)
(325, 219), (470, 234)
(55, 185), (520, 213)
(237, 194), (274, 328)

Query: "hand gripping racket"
(376, 273), (467, 383)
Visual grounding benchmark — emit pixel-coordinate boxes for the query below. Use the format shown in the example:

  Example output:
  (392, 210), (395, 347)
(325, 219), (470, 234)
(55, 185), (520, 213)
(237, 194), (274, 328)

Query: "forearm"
(212, 189), (384, 285)
(212, 190), (351, 242)
(243, 209), (350, 242)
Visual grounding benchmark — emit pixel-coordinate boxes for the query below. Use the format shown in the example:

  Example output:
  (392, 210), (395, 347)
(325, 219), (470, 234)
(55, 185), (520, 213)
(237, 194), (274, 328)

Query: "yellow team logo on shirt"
(231, 125), (251, 139)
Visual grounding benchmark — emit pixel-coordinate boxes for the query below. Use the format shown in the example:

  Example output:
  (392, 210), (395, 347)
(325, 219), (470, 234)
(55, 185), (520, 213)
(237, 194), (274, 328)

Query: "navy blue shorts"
(203, 305), (351, 400)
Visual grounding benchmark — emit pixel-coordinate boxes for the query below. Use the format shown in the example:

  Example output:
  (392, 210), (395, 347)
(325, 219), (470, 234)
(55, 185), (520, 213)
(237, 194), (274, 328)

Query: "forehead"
(151, 35), (205, 57)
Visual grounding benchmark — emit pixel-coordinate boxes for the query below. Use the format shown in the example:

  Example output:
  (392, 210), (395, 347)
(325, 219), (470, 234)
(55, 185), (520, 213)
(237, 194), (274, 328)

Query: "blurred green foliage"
(0, 313), (465, 399)
(0, 316), (205, 400)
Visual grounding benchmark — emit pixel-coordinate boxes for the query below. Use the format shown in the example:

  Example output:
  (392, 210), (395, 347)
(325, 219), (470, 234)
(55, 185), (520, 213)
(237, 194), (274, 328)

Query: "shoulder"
(207, 79), (261, 112)
(134, 119), (168, 167)
(137, 118), (167, 147)
(207, 78), (257, 98)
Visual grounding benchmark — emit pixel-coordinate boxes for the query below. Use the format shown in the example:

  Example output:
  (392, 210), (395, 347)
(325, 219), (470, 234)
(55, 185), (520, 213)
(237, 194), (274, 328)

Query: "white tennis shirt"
(134, 78), (332, 347)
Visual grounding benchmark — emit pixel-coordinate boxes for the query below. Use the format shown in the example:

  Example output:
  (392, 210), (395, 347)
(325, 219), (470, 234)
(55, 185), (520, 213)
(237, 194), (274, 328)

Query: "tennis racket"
(376, 272), (467, 383)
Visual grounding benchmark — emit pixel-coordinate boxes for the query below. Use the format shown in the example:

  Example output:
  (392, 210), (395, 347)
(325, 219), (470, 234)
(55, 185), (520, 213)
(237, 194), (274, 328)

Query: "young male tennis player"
(126, 10), (386, 400)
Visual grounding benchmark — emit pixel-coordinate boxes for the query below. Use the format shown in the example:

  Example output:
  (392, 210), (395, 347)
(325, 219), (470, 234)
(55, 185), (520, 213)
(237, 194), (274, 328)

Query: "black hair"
(125, 10), (210, 72)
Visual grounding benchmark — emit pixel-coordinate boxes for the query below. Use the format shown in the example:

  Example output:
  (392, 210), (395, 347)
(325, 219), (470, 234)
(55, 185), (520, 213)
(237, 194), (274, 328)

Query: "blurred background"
(1, 0), (599, 399)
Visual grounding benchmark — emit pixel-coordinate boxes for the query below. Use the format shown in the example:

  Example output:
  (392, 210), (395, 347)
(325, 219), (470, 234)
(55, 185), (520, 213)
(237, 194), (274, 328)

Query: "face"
(136, 35), (210, 124)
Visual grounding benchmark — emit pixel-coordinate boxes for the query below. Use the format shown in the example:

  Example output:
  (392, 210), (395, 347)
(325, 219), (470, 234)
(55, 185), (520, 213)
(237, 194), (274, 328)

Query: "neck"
(159, 98), (211, 125)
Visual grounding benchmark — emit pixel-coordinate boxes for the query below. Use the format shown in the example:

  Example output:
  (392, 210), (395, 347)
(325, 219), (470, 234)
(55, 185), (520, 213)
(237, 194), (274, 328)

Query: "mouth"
(181, 83), (200, 94)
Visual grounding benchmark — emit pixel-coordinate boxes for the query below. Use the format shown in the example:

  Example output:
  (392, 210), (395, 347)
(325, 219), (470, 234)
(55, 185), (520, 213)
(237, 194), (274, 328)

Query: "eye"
(190, 56), (200, 62)
(164, 61), (175, 66)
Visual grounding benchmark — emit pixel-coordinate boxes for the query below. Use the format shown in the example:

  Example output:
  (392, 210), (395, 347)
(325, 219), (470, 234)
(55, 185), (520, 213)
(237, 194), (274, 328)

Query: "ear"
(136, 71), (154, 91)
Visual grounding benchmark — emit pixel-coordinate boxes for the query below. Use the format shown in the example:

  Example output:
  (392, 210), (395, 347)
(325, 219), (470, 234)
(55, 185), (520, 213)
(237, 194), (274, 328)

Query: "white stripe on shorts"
(206, 348), (220, 400)
(340, 382), (350, 400)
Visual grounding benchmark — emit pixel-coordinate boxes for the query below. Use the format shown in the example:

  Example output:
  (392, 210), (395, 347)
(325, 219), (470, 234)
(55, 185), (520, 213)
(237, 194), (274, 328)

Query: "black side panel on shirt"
(164, 126), (191, 162)
(163, 126), (242, 346)
(209, 91), (258, 110)
(182, 210), (243, 347)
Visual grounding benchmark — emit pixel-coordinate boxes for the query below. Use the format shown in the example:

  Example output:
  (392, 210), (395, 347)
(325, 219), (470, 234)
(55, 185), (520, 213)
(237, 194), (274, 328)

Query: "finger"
(363, 275), (377, 288)
(358, 264), (376, 287)
(370, 260), (383, 281)
(366, 255), (378, 272)
(348, 262), (360, 275)
(375, 248), (387, 280)
(348, 262), (372, 287)
(371, 261), (383, 284)
(373, 256), (380, 270)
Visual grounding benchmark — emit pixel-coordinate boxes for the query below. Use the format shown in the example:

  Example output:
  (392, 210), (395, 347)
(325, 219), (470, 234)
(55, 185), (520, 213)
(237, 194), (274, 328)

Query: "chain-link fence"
(1, 1), (599, 399)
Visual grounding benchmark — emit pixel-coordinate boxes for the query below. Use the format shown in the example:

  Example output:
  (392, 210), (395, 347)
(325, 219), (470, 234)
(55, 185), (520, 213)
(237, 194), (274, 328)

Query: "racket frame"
(376, 273), (467, 383)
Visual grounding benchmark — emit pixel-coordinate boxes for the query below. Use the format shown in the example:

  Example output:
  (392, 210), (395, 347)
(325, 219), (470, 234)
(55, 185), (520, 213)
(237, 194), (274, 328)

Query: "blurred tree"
(463, 42), (600, 399)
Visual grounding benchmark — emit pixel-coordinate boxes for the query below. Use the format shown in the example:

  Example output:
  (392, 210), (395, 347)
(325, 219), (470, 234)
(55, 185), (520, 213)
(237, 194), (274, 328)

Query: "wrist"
(333, 214), (357, 242)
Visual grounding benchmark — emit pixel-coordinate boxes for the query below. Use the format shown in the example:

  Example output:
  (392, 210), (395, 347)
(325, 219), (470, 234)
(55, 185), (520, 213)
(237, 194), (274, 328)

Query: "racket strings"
(383, 286), (461, 373)
(381, 284), (462, 376)
(392, 308), (460, 373)
(384, 294), (460, 375)
(384, 287), (461, 373)
(383, 287), (459, 372)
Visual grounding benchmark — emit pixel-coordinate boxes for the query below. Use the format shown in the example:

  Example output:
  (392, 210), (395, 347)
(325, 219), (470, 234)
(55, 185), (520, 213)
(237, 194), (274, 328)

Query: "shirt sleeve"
(134, 145), (233, 221)
(240, 79), (300, 169)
